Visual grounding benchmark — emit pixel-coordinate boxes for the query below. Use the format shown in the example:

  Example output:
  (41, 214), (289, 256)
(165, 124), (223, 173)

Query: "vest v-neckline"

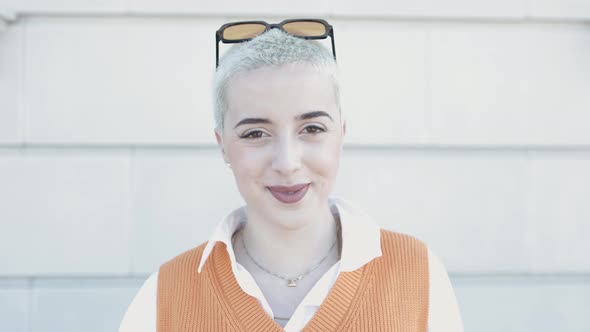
(208, 242), (376, 331)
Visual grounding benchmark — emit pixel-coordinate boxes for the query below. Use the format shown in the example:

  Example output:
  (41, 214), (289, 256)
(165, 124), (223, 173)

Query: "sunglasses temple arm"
(215, 36), (220, 68)
(330, 30), (337, 61)
(216, 46), (219, 68)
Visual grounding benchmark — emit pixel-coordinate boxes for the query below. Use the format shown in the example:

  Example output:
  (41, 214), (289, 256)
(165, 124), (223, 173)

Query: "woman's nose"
(271, 136), (302, 174)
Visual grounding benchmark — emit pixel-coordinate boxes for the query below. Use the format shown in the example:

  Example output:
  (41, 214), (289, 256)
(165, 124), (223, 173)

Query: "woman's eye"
(302, 125), (325, 135)
(241, 130), (266, 139)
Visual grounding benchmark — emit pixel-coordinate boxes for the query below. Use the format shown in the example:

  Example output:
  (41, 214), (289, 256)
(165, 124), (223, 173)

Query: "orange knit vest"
(157, 229), (429, 331)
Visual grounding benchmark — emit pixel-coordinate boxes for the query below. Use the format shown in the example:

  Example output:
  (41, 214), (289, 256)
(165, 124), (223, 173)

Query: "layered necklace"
(238, 221), (341, 288)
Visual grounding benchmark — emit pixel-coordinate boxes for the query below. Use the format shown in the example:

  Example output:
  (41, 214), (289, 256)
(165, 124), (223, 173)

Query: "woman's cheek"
(309, 147), (341, 183)
(228, 143), (267, 166)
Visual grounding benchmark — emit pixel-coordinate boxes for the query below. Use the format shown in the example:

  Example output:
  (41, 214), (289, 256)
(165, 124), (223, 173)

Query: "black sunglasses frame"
(215, 18), (336, 68)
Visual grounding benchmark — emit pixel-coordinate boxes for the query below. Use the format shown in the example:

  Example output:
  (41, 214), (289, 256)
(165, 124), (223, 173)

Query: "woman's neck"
(236, 204), (341, 279)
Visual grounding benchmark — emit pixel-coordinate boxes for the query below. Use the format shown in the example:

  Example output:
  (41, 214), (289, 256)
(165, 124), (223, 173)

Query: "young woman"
(120, 19), (463, 332)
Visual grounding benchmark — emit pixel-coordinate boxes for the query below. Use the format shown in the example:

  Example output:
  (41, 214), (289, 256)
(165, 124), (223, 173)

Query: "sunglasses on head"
(215, 18), (336, 68)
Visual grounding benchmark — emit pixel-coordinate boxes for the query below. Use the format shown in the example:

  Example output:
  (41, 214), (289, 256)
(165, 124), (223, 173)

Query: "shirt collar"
(197, 196), (382, 274)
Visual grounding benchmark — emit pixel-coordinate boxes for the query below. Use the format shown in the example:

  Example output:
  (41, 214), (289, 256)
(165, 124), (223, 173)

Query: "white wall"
(0, 1), (589, 331)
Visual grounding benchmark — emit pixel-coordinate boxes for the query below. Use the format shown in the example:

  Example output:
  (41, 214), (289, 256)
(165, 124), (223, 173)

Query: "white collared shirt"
(120, 197), (463, 332)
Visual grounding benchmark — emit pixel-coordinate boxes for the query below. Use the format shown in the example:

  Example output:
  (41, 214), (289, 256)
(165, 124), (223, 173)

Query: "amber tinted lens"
(282, 21), (327, 37)
(223, 23), (267, 40)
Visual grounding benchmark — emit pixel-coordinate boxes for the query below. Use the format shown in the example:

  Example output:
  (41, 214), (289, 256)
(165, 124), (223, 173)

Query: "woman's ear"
(214, 128), (223, 147)
(214, 128), (228, 163)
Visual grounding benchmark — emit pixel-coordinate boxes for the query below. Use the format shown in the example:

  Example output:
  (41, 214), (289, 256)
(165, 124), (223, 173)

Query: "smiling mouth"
(266, 183), (310, 204)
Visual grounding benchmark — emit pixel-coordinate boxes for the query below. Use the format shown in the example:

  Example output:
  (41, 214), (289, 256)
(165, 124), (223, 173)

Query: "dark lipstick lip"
(267, 183), (310, 204)
(266, 183), (309, 192)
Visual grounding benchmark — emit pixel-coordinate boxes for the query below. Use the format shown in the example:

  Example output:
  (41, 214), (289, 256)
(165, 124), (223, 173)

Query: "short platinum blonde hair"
(212, 28), (340, 130)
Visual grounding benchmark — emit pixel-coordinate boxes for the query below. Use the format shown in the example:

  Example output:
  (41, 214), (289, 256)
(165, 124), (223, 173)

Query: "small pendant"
(287, 275), (303, 287)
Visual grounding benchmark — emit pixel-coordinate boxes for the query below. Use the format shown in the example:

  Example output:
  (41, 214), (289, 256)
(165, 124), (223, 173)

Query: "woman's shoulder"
(378, 228), (429, 251)
(161, 241), (209, 267)
(119, 271), (158, 332)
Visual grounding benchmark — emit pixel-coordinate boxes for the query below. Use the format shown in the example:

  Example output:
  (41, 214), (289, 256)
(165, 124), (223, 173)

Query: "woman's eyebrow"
(233, 118), (272, 129)
(233, 111), (334, 129)
(296, 111), (334, 122)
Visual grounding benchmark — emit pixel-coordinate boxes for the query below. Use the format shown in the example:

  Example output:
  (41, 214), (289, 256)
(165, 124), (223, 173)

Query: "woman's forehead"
(226, 103), (338, 126)
(225, 65), (338, 121)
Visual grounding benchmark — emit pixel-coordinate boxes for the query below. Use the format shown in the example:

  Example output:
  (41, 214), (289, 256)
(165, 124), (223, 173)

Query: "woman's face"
(215, 64), (345, 228)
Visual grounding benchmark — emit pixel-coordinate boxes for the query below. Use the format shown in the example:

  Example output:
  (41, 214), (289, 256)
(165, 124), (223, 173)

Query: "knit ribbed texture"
(157, 229), (429, 332)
